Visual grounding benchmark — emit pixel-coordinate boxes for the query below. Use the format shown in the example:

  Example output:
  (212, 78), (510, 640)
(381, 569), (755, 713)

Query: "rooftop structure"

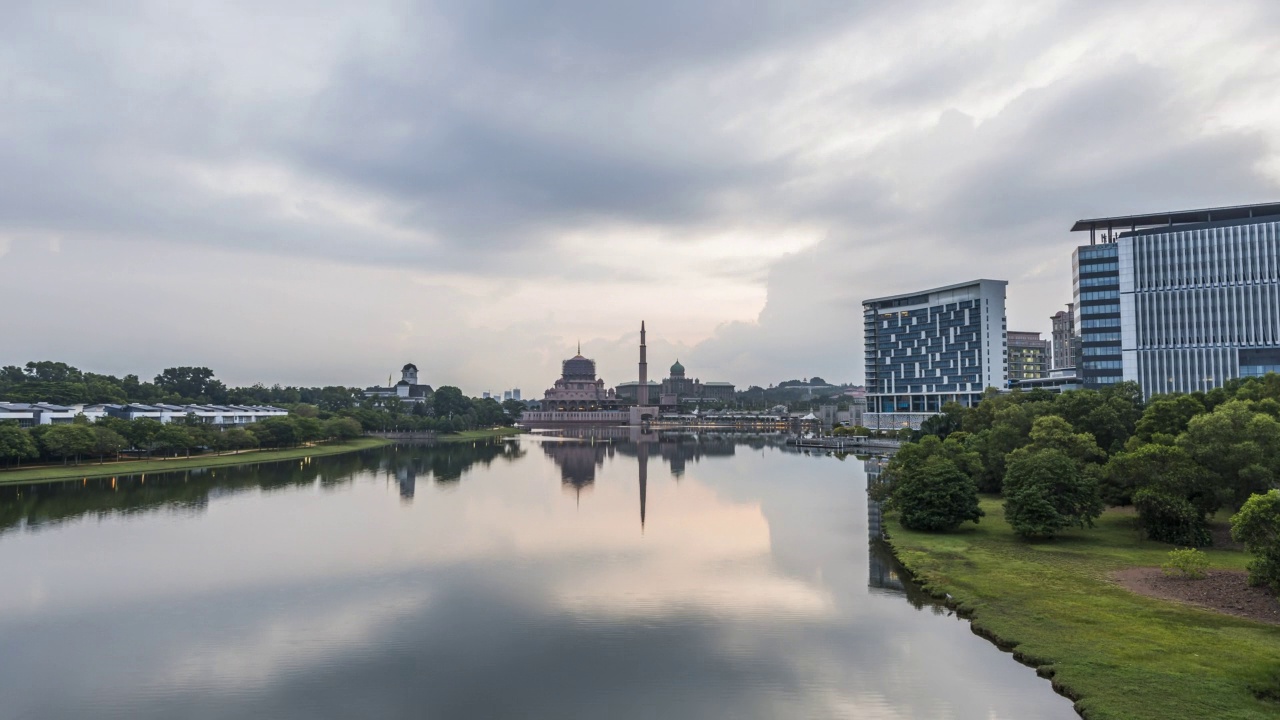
(1068, 202), (1280, 395)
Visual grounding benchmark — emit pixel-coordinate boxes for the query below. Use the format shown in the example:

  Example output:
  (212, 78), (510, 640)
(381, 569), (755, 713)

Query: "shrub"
(892, 455), (984, 532)
(1133, 488), (1212, 547)
(1230, 490), (1280, 593)
(1161, 548), (1209, 579)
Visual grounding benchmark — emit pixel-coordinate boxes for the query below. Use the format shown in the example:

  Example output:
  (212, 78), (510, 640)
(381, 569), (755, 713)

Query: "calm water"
(0, 432), (1077, 720)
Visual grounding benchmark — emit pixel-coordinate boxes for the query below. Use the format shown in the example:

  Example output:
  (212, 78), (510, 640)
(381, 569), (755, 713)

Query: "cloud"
(0, 0), (1278, 391)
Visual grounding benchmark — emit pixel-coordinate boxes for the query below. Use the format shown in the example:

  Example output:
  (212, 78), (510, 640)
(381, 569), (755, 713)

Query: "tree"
(293, 417), (324, 445)
(91, 426), (127, 464)
(969, 404), (1034, 493)
(0, 424), (38, 468)
(40, 424), (96, 465)
(223, 427), (258, 452)
(1136, 394), (1205, 442)
(154, 425), (194, 457)
(324, 417), (363, 441)
(1003, 449), (1103, 539)
(1133, 488), (1212, 547)
(127, 418), (163, 455)
(1102, 443), (1217, 511)
(892, 455), (984, 532)
(432, 386), (470, 418)
(153, 366), (227, 403)
(1178, 400), (1280, 505)
(915, 402), (965, 441)
(501, 399), (525, 419)
(1230, 490), (1280, 592)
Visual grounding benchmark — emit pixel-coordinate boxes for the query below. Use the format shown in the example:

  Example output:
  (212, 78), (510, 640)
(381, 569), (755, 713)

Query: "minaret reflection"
(638, 437), (647, 532)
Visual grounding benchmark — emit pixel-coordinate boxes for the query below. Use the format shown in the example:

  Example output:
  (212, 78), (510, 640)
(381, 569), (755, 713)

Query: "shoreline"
(0, 437), (393, 485)
(881, 498), (1280, 720)
(0, 427), (525, 485)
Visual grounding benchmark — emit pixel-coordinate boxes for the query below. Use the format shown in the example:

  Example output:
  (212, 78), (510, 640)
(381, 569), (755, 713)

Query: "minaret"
(638, 321), (649, 406)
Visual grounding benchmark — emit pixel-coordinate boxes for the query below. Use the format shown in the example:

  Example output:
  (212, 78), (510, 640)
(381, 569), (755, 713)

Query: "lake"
(0, 431), (1077, 719)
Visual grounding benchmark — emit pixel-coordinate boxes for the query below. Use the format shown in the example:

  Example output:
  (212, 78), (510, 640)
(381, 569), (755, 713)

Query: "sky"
(2, 0), (1279, 396)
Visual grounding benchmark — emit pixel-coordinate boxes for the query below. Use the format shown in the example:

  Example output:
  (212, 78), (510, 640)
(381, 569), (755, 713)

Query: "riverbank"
(0, 437), (392, 485)
(433, 426), (524, 443)
(885, 498), (1280, 720)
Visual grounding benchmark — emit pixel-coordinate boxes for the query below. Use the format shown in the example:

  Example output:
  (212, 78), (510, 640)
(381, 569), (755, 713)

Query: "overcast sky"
(2, 0), (1278, 395)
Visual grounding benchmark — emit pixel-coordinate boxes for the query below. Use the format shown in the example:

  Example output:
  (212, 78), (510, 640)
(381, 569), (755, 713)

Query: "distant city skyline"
(2, 1), (1278, 395)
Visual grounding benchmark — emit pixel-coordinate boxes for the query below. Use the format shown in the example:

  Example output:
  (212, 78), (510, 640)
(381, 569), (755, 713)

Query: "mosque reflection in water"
(0, 432), (922, 608)
(538, 428), (745, 530)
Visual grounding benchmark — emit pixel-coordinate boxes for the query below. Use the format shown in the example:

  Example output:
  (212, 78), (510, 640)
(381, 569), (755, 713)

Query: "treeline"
(0, 361), (520, 466)
(0, 414), (365, 467)
(877, 375), (1280, 590)
(0, 361), (361, 408)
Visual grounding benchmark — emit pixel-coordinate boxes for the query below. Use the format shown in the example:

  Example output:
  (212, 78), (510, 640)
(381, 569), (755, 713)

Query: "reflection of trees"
(379, 440), (526, 488)
(0, 441), (527, 534)
(0, 450), (372, 537)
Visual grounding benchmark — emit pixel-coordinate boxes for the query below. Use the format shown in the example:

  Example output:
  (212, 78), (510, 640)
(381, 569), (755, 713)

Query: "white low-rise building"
(0, 401), (288, 427)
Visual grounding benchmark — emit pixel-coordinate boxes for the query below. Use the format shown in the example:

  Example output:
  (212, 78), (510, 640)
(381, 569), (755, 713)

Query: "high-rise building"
(1007, 331), (1050, 382)
(1050, 304), (1075, 370)
(512, 388), (521, 401)
(1070, 202), (1280, 396)
(863, 279), (1008, 430)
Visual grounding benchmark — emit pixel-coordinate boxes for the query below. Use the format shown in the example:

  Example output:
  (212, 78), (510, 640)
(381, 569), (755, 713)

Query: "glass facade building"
(1070, 204), (1280, 396)
(1121, 216), (1280, 396)
(1072, 244), (1122, 387)
(863, 279), (1008, 430)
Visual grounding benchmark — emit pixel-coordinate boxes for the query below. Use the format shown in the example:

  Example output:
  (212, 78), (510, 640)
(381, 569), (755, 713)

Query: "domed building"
(541, 346), (622, 411)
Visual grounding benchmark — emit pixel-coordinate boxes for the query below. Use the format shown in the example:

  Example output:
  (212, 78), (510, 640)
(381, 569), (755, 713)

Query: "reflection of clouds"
(159, 589), (431, 692)
(0, 439), (1077, 720)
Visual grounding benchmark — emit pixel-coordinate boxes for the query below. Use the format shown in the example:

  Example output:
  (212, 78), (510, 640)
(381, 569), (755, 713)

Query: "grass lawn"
(887, 497), (1280, 720)
(0, 436), (391, 485)
(435, 426), (524, 442)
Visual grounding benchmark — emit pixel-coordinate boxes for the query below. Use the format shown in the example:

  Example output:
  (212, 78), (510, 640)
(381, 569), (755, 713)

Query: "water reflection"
(0, 434), (1077, 720)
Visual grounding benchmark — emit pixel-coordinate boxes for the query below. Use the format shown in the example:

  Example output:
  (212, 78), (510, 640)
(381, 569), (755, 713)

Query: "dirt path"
(1113, 567), (1280, 626)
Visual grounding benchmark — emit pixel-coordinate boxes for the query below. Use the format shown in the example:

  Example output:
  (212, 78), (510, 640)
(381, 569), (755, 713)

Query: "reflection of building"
(364, 363), (433, 404)
(867, 533), (905, 593)
(863, 279), (1008, 430)
(540, 346), (622, 411)
(396, 466), (416, 502)
(541, 440), (611, 490)
(1070, 202), (1280, 396)
(1007, 331), (1050, 382)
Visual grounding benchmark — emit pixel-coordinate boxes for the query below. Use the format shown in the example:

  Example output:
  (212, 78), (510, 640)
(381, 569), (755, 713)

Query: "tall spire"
(638, 320), (649, 407)
(577, 339), (581, 355)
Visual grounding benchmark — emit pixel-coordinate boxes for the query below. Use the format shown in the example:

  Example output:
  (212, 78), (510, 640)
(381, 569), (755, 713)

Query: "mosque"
(527, 322), (735, 423)
(539, 344), (624, 411)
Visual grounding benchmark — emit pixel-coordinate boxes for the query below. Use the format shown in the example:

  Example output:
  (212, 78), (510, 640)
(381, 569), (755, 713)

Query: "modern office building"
(1070, 201), (1280, 396)
(1050, 304), (1076, 370)
(863, 279), (1008, 430)
(1007, 331), (1050, 382)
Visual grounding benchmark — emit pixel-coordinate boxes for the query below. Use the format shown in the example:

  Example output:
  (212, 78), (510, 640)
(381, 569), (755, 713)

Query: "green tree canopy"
(1003, 448), (1104, 539)
(891, 455), (984, 532)
(1178, 400), (1280, 505)
(1230, 490), (1280, 592)
(0, 424), (39, 467)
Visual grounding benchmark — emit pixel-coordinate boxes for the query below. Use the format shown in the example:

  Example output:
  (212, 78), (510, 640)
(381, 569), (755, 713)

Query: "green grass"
(0, 436), (391, 485)
(435, 426), (525, 442)
(887, 498), (1280, 719)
